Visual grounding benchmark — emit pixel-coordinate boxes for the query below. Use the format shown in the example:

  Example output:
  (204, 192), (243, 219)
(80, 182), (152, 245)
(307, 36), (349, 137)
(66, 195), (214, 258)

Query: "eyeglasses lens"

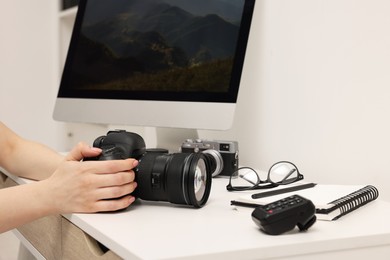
(230, 168), (260, 190)
(268, 162), (298, 184)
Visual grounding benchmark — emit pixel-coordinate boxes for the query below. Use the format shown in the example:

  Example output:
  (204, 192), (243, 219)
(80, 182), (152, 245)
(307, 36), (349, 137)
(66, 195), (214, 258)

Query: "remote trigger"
(252, 195), (317, 235)
(297, 215), (317, 231)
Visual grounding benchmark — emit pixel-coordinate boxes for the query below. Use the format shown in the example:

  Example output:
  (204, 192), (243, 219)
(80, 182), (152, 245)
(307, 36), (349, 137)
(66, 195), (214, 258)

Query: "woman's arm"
(0, 122), (138, 233)
(0, 122), (63, 180)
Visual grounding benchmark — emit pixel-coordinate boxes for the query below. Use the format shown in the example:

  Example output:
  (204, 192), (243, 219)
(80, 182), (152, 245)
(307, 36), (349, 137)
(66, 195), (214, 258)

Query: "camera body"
(181, 139), (239, 177)
(90, 130), (146, 161)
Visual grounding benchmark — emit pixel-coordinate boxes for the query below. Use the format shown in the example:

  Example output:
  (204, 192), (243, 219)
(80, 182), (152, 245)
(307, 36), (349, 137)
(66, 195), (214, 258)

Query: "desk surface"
(65, 179), (390, 259)
(4, 170), (390, 259)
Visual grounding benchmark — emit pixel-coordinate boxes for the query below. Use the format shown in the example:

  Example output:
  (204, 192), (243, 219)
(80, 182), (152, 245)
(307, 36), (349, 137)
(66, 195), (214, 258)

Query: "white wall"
(1, 0), (390, 201)
(0, 0), (66, 149)
(228, 0), (390, 201)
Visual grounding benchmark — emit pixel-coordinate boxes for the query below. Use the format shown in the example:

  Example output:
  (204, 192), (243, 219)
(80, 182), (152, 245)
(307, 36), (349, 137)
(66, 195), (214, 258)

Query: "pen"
(230, 200), (263, 208)
(251, 183), (317, 199)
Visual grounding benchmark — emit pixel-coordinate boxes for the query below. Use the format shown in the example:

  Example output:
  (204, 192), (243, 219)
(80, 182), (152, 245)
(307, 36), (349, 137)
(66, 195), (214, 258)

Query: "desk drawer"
(62, 218), (122, 260)
(18, 215), (62, 259)
(0, 173), (62, 259)
(0, 171), (6, 188)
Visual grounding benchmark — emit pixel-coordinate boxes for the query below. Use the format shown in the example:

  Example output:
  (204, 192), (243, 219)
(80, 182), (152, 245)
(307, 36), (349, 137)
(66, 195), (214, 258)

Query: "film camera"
(181, 139), (239, 177)
(87, 130), (212, 208)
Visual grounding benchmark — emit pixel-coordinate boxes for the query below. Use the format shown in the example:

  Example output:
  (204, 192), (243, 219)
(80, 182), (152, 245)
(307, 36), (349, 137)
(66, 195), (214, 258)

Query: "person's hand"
(41, 142), (138, 214)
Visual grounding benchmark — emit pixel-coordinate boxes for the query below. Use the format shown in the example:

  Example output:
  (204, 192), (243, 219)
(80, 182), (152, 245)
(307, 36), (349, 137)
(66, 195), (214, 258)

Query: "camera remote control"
(251, 195), (316, 235)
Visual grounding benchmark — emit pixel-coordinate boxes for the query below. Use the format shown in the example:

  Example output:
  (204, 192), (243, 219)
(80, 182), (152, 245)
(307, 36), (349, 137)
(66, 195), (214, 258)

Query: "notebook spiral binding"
(329, 185), (379, 220)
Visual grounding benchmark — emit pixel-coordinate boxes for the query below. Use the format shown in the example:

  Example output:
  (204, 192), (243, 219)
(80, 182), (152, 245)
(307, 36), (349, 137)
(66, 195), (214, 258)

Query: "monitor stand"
(154, 127), (198, 153)
(107, 125), (198, 153)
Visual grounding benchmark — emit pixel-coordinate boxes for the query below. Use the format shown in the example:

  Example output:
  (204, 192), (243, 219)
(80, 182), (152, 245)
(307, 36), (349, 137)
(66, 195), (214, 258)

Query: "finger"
(97, 182), (138, 200)
(97, 170), (136, 187)
(94, 195), (136, 212)
(82, 158), (138, 175)
(65, 142), (102, 162)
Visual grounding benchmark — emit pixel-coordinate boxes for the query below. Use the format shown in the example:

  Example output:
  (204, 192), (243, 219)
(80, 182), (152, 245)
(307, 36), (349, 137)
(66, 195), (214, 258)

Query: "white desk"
(2, 170), (390, 259)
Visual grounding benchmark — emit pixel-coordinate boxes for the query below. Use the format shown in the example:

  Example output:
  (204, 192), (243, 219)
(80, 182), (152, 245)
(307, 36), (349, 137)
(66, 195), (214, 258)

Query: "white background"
(1, 0), (390, 203)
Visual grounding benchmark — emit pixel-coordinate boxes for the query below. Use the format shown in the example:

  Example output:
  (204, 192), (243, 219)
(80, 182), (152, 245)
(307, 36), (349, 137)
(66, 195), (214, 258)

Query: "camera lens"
(134, 152), (212, 208)
(193, 159), (207, 201)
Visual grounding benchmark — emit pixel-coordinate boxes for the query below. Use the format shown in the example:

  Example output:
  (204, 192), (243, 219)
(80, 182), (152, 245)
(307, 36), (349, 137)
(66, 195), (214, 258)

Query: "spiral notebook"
(236, 184), (379, 221)
(315, 185), (379, 220)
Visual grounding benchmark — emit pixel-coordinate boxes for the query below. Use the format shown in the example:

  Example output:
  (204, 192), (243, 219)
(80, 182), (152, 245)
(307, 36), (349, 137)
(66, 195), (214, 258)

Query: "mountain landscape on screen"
(68, 0), (245, 92)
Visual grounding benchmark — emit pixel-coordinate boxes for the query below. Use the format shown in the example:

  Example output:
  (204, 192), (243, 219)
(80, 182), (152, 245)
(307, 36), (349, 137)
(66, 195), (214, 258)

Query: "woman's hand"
(42, 142), (138, 214)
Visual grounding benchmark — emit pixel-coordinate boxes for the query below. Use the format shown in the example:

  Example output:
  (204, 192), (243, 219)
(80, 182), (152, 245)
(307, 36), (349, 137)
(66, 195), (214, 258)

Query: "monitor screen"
(54, 0), (255, 130)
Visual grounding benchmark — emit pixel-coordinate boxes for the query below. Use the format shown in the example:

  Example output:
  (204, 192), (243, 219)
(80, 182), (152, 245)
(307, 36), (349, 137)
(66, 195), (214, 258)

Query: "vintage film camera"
(181, 139), (239, 177)
(87, 130), (213, 208)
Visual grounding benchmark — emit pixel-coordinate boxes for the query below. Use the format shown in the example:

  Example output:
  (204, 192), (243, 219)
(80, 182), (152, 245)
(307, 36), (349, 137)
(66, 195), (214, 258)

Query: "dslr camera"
(87, 130), (213, 208)
(181, 139), (239, 177)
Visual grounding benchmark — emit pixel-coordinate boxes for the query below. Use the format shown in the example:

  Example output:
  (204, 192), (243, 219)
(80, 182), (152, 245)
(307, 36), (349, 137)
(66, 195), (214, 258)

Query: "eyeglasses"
(226, 161), (304, 191)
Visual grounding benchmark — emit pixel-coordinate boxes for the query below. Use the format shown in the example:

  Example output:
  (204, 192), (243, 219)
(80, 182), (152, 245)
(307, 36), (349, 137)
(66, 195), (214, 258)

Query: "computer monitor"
(53, 0), (255, 147)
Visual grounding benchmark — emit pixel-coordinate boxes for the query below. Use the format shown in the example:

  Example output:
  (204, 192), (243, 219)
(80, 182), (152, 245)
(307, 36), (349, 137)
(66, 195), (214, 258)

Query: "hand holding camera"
(86, 130), (213, 208)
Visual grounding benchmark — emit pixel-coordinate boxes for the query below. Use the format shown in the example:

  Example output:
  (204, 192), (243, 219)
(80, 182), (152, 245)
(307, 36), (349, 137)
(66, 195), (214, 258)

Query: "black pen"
(251, 183), (317, 199)
(230, 200), (263, 208)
